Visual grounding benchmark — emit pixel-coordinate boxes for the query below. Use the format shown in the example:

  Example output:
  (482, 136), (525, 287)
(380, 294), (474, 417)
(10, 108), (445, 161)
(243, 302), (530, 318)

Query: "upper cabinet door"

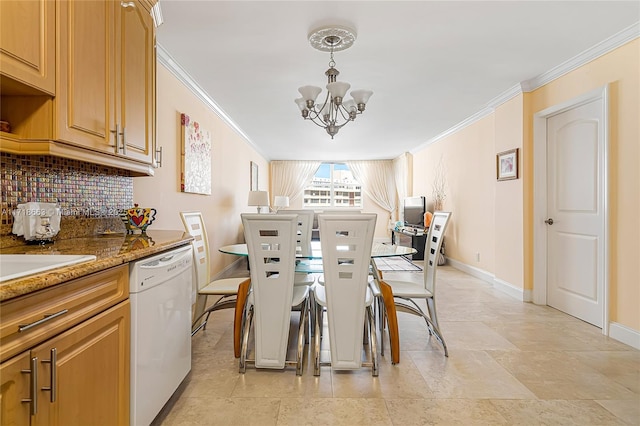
(117, 0), (155, 164)
(55, 0), (116, 151)
(0, 0), (55, 94)
(55, 0), (154, 165)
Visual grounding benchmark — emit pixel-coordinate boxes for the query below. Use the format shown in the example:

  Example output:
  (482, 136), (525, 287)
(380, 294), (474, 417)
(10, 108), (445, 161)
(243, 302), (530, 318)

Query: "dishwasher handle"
(137, 247), (192, 270)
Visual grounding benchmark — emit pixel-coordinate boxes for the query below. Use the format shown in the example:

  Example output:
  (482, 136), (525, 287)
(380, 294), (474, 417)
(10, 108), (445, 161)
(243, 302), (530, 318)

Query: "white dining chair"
(239, 213), (310, 375)
(313, 213), (378, 376)
(180, 211), (250, 350)
(277, 209), (316, 286)
(378, 211), (452, 360)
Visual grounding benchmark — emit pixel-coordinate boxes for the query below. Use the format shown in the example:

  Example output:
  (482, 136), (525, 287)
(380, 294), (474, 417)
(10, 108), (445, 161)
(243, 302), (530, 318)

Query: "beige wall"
(495, 96), (525, 289)
(413, 116), (497, 272)
(526, 39), (639, 330)
(134, 64), (269, 277)
(412, 39), (639, 333)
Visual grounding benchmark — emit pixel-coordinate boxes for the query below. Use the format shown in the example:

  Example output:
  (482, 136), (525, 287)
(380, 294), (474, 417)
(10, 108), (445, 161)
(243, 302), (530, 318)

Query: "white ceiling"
(156, 1), (639, 161)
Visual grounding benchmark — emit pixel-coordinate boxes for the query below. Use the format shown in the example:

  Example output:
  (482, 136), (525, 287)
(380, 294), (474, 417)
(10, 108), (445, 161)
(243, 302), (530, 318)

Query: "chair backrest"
(318, 213), (376, 369)
(241, 213), (298, 369)
(422, 211), (451, 295)
(277, 209), (314, 257)
(179, 211), (210, 291)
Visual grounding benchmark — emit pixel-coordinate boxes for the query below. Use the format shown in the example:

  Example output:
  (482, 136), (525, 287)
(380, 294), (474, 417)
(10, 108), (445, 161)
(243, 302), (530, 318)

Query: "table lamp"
(273, 195), (290, 212)
(248, 190), (269, 213)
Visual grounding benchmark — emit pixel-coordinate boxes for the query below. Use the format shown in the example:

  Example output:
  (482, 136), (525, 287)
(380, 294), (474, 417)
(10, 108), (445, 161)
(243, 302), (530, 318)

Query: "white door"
(545, 98), (605, 327)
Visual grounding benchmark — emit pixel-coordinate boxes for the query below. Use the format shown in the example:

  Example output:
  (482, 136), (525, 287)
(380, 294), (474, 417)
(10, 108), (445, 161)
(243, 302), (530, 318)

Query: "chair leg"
(308, 289), (315, 340)
(239, 306), (253, 373)
(379, 281), (400, 364)
(426, 298), (448, 357)
(234, 279), (251, 358)
(296, 298), (308, 376)
(377, 296), (386, 357)
(367, 305), (379, 377)
(313, 302), (322, 376)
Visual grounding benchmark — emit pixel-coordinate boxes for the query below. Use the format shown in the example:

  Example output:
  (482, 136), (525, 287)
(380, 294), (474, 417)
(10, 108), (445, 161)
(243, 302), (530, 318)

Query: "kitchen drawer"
(0, 264), (129, 363)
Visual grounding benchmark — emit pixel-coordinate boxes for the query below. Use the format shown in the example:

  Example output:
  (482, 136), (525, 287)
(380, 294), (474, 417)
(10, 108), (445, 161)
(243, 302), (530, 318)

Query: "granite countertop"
(0, 230), (193, 302)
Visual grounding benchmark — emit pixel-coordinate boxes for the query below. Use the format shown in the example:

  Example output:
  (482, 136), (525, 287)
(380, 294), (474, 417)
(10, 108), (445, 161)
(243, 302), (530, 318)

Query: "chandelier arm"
(307, 116), (333, 129)
(336, 105), (354, 122)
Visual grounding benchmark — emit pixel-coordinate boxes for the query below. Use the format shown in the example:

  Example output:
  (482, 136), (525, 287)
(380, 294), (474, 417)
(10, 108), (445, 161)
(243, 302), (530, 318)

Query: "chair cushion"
(294, 272), (315, 286)
(199, 277), (248, 295)
(317, 274), (374, 286)
(382, 279), (433, 299)
(291, 285), (310, 307)
(314, 283), (374, 307)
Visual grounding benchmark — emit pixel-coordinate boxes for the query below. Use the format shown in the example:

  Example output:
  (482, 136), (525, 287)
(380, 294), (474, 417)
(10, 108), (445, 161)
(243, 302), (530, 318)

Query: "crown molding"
(486, 83), (525, 109)
(522, 21), (639, 92)
(411, 106), (495, 152)
(413, 21), (639, 151)
(156, 44), (268, 158)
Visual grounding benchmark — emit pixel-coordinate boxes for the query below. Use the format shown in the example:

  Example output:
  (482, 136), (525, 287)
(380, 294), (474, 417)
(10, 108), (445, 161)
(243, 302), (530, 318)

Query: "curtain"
(393, 152), (410, 222)
(347, 160), (396, 221)
(269, 161), (322, 204)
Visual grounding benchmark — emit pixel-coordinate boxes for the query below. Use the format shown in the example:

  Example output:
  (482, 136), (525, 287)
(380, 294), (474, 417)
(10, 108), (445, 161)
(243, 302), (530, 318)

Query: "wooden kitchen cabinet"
(0, 302), (129, 426)
(0, 351), (33, 425)
(0, 0), (55, 95)
(0, 265), (130, 425)
(31, 301), (130, 426)
(0, 0), (156, 176)
(56, 0), (155, 165)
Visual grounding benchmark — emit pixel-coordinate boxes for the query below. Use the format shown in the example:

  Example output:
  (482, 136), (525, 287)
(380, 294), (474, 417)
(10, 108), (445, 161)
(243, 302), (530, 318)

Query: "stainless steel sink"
(0, 254), (97, 282)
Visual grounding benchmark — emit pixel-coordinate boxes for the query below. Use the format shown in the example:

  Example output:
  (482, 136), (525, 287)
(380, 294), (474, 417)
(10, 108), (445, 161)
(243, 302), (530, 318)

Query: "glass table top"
(219, 241), (417, 258)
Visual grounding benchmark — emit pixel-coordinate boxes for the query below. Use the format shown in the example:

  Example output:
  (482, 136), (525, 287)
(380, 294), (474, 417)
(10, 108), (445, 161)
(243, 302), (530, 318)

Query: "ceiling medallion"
(295, 26), (373, 139)
(308, 26), (356, 52)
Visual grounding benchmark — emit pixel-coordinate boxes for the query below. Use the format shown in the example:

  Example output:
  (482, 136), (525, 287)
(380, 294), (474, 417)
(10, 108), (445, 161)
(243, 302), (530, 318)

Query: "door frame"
(532, 85), (610, 335)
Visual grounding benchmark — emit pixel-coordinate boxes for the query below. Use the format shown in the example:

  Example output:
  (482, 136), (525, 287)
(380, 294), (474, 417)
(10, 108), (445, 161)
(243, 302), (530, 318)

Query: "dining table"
(220, 241), (416, 363)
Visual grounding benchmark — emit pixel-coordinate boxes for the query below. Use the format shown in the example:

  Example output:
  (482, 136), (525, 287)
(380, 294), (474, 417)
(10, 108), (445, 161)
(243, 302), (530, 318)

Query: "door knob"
(544, 218), (554, 225)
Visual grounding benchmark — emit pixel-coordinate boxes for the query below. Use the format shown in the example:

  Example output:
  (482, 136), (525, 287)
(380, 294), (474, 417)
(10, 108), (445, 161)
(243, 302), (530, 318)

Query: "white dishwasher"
(129, 244), (193, 426)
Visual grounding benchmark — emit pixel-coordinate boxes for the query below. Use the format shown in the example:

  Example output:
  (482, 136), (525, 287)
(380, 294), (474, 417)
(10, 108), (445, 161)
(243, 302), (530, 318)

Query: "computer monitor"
(403, 196), (426, 227)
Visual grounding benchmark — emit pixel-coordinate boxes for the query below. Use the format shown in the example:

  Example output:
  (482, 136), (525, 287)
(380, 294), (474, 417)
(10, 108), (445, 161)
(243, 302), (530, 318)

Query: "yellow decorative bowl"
(120, 204), (157, 234)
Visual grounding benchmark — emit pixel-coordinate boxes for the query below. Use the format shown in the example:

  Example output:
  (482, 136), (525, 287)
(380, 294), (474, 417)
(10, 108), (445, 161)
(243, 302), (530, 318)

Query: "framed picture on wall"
(180, 113), (212, 194)
(250, 161), (258, 191)
(496, 148), (519, 181)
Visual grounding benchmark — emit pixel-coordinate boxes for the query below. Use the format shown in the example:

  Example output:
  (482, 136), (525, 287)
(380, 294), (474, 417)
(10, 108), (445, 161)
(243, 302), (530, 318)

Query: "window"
(303, 163), (362, 209)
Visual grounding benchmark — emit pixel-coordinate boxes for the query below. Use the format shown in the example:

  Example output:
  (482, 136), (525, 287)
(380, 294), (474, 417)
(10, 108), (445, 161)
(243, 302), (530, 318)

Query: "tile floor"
(153, 266), (640, 425)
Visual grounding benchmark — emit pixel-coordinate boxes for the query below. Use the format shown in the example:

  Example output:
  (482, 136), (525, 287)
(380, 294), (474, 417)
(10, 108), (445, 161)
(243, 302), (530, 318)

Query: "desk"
(220, 241), (416, 362)
(390, 228), (427, 260)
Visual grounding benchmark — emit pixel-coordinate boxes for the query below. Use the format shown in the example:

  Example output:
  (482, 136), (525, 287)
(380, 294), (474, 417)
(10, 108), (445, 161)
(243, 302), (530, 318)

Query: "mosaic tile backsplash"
(1, 153), (134, 245)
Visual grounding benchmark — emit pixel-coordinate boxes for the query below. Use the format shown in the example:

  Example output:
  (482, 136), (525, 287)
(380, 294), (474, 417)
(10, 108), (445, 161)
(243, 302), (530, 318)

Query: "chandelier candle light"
(295, 26), (373, 138)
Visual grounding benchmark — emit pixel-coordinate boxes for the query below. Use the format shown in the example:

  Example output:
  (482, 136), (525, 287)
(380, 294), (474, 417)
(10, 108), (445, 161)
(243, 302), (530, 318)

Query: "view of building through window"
(303, 163), (362, 209)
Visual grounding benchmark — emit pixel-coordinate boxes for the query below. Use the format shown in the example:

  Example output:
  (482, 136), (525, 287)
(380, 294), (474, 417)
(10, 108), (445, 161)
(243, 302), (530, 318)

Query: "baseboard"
(523, 289), (534, 303)
(609, 322), (640, 350)
(447, 258), (524, 301)
(493, 277), (526, 301)
(446, 257), (494, 284)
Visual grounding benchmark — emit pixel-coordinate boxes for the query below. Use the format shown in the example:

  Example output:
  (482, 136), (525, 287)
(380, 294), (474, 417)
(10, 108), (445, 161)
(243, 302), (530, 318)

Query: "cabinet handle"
(120, 127), (127, 155)
(155, 146), (163, 167)
(110, 124), (120, 154)
(121, 1), (136, 8)
(18, 309), (69, 332)
(41, 348), (57, 402)
(21, 357), (38, 415)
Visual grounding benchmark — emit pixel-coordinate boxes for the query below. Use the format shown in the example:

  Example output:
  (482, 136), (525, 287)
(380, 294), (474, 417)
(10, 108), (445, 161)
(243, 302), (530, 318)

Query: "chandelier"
(295, 26), (373, 138)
